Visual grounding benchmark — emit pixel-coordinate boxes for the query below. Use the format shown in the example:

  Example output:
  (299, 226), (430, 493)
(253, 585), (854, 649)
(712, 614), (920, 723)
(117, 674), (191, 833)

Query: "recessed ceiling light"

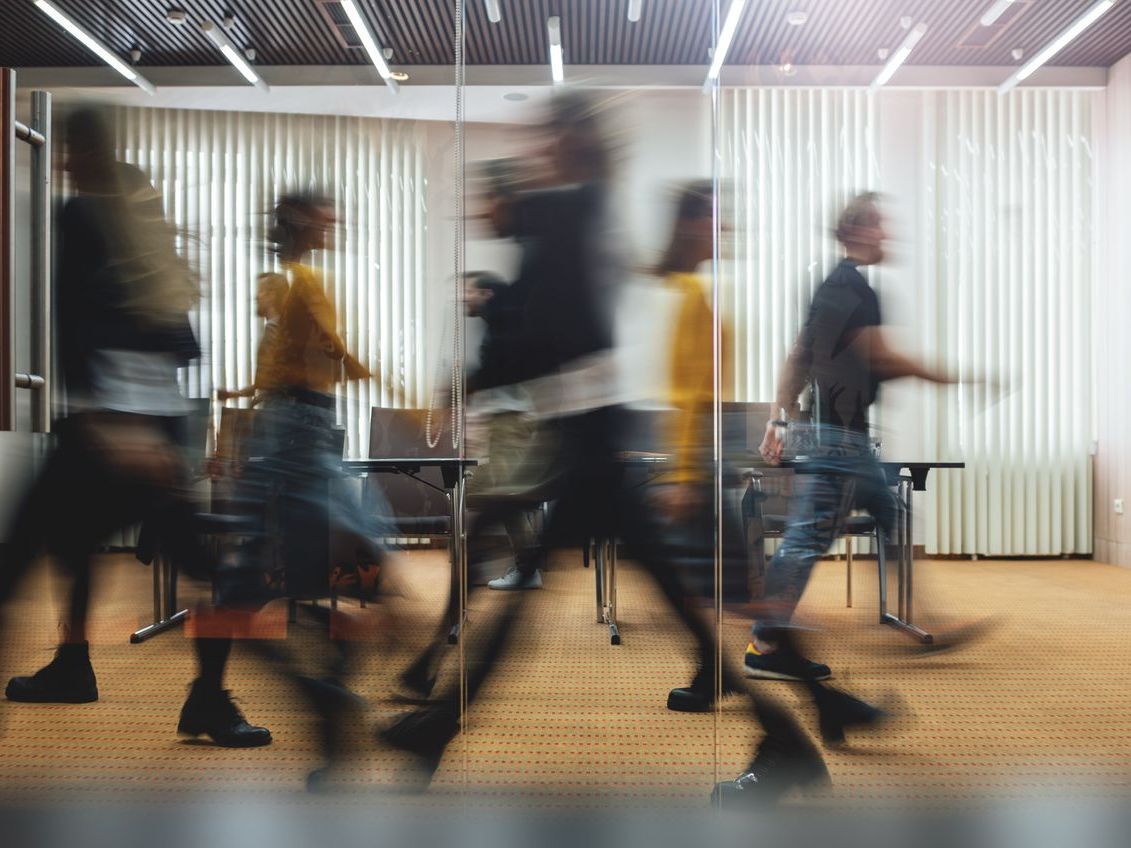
(786, 11), (809, 26)
(166, 7), (187, 25)
(504, 92), (529, 101)
(389, 70), (409, 81)
(1011, 48), (1024, 61)
(779, 61), (796, 75)
(877, 47), (890, 61)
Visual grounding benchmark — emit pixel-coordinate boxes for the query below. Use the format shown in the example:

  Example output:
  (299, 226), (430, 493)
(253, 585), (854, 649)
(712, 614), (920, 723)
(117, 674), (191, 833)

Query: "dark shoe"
(711, 737), (830, 807)
(6, 643), (98, 703)
(379, 703), (459, 788)
(397, 650), (438, 700)
(814, 686), (888, 746)
(743, 647), (831, 682)
(177, 681), (272, 748)
(667, 667), (743, 713)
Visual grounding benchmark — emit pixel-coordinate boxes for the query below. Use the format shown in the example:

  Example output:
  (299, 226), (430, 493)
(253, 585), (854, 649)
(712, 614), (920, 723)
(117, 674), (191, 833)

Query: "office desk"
(342, 457), (478, 642)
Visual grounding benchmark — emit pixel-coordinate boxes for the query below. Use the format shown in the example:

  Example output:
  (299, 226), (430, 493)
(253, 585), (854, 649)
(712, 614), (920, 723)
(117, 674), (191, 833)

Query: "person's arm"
(849, 327), (956, 385)
(773, 333), (814, 419)
(759, 332), (813, 465)
(216, 386), (256, 401)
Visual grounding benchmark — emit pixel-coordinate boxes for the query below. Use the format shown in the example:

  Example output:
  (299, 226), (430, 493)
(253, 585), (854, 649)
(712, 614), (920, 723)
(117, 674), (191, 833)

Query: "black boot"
(6, 642), (98, 703)
(813, 686), (889, 746)
(711, 735), (830, 807)
(177, 680), (272, 748)
(379, 701), (459, 788)
(667, 665), (743, 713)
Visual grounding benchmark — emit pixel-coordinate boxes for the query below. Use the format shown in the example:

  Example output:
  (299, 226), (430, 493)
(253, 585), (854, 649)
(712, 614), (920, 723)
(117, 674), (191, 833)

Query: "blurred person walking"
(0, 107), (273, 746)
(382, 94), (830, 805)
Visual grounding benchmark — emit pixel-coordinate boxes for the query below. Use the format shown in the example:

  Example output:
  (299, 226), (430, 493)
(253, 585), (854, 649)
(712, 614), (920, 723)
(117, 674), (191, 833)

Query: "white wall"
(1096, 55), (1131, 567)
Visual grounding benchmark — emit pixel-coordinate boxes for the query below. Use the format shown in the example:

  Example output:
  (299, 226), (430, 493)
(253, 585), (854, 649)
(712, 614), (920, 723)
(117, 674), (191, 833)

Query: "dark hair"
(545, 90), (611, 182)
(655, 180), (714, 276)
(269, 191), (333, 259)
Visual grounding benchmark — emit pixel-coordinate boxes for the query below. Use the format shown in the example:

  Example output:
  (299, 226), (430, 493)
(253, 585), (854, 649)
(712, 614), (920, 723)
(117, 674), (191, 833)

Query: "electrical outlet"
(1116, 499), (1125, 516)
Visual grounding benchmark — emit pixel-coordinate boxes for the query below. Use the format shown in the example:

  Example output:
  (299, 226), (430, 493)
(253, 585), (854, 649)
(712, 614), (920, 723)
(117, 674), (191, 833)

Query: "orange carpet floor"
(1, 551), (1130, 808)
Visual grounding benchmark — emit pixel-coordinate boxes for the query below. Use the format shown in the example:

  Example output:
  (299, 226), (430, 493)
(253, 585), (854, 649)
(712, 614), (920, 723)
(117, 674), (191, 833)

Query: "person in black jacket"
(0, 106), (270, 748)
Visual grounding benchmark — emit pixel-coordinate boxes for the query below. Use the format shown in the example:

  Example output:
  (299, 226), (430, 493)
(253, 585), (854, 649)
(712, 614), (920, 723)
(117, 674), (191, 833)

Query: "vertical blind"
(115, 106), (430, 458)
(720, 88), (878, 404)
(927, 89), (1095, 556)
(721, 88), (1096, 556)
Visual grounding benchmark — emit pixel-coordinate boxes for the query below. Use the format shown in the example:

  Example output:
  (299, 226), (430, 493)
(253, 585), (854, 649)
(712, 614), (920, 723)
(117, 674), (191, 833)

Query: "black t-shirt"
(797, 259), (882, 433)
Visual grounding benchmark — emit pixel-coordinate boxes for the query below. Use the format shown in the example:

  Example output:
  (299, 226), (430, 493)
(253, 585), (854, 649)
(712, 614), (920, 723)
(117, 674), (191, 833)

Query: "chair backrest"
(365, 407), (450, 528)
(368, 407), (452, 459)
(215, 406), (257, 463)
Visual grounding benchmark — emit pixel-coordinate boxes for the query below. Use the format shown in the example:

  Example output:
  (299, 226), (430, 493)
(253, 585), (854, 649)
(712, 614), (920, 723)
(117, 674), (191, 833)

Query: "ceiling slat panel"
(3, 0), (1130, 70)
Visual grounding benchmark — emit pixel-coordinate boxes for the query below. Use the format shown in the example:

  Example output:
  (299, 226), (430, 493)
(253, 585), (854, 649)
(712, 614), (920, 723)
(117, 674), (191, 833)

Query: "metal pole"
(1, 69), (15, 431)
(30, 90), (51, 433)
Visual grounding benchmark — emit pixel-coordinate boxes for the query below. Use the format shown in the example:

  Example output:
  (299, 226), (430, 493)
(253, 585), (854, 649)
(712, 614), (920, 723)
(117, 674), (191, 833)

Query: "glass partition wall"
(452, 0), (725, 807)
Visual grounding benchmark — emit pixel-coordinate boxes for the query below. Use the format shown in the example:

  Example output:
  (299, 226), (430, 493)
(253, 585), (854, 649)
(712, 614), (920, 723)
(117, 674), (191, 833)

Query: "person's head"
(543, 90), (610, 184)
(63, 106), (118, 194)
(256, 272), (288, 319)
(269, 192), (335, 261)
(835, 192), (886, 265)
(656, 180), (714, 275)
(464, 271), (506, 318)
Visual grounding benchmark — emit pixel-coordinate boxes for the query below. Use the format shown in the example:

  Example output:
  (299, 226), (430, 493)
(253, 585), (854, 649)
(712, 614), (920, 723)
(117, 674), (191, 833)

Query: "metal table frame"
(343, 457), (477, 644)
(130, 554), (189, 642)
(585, 453), (671, 645)
(878, 461), (965, 644)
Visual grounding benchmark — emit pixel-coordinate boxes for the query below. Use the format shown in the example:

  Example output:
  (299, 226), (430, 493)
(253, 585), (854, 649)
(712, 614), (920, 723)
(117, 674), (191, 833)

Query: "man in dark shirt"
(710, 193), (961, 804)
(747, 193), (957, 680)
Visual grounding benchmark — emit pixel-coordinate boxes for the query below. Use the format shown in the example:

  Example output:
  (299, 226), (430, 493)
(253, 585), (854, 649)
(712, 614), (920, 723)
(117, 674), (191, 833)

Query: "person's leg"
(5, 547), (99, 704)
(742, 469), (853, 681)
(3, 432), (105, 704)
(177, 634), (271, 748)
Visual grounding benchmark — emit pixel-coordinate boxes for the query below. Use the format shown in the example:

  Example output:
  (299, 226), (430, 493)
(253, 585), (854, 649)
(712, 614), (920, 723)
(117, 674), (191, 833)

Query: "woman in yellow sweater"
(654, 181), (727, 519)
(650, 182), (753, 611)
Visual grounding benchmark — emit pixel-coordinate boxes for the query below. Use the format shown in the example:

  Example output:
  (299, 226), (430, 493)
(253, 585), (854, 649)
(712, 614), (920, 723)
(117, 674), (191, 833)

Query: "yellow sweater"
(665, 272), (731, 484)
(262, 262), (368, 394)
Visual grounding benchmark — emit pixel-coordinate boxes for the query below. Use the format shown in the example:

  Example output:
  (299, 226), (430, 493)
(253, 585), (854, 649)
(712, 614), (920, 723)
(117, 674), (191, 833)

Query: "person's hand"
(216, 388), (236, 401)
(654, 485), (702, 522)
(759, 419), (785, 465)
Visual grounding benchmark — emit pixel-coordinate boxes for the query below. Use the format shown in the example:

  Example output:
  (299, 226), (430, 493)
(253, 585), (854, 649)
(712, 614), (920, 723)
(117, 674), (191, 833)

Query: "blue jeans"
(231, 391), (392, 600)
(758, 425), (897, 630)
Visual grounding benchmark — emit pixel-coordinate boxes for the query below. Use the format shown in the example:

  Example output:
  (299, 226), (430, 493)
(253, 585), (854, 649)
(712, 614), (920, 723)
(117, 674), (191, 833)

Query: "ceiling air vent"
(317, 0), (364, 50)
(955, 0), (1031, 50)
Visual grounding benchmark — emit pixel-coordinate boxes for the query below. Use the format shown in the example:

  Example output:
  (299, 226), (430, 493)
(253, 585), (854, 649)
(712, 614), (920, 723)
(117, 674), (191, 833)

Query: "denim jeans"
(758, 424), (897, 630)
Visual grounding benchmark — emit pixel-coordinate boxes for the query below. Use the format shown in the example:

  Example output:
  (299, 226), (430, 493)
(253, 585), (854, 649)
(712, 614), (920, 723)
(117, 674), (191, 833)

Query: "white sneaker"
(487, 567), (543, 590)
